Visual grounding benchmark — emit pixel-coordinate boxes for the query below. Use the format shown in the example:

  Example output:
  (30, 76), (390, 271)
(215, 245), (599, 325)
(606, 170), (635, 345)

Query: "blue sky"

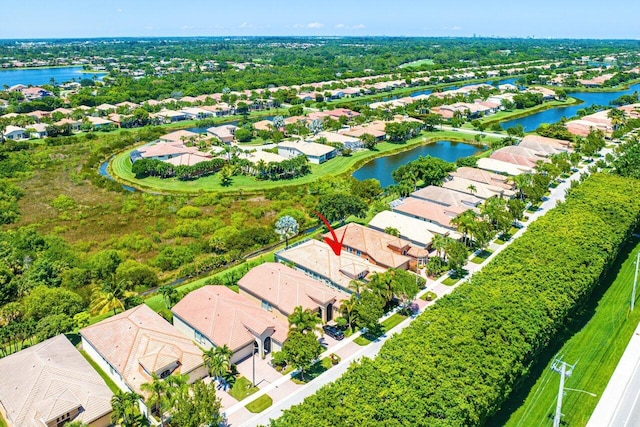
(2, 0), (639, 39)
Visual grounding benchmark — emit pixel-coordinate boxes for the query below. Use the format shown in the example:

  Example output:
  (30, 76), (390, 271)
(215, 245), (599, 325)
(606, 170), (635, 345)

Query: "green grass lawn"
(494, 238), (640, 427)
(78, 348), (121, 394)
(292, 357), (333, 384)
(420, 291), (438, 302)
(245, 394), (273, 413)
(478, 98), (581, 125)
(354, 313), (408, 346)
(0, 412), (7, 427)
(442, 276), (462, 286)
(228, 376), (259, 401)
(110, 130), (488, 194)
(471, 249), (494, 264)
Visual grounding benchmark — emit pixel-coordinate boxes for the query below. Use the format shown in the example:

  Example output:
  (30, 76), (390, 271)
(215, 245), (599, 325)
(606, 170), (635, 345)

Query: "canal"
(352, 140), (482, 187)
(501, 82), (640, 131)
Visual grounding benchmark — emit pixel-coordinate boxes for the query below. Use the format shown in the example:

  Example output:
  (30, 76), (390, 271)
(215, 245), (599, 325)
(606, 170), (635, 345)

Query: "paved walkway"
(221, 157), (595, 426)
(587, 321), (640, 427)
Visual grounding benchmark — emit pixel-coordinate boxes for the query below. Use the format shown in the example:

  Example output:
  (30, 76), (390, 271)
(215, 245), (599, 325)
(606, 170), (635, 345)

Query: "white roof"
(4, 125), (26, 133)
(369, 210), (459, 244)
(279, 140), (336, 157)
(315, 131), (359, 145)
(477, 157), (532, 175)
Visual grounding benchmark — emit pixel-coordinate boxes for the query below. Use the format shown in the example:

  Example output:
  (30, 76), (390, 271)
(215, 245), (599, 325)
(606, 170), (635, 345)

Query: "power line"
(551, 358), (574, 427)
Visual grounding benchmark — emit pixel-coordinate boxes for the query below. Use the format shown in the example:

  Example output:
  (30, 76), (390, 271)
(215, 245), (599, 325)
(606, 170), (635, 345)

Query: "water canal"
(501, 82), (640, 131)
(352, 140), (482, 187)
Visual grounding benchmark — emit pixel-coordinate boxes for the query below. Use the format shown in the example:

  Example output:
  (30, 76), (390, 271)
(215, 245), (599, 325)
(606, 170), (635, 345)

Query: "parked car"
(323, 325), (344, 341)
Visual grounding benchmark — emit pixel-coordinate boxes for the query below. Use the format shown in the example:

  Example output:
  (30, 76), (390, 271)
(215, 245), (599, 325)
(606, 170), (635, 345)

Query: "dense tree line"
(132, 157), (226, 180)
(272, 173), (640, 426)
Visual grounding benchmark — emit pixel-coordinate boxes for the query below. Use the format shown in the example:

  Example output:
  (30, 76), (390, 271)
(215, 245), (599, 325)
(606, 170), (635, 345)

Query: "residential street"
(222, 156), (593, 427)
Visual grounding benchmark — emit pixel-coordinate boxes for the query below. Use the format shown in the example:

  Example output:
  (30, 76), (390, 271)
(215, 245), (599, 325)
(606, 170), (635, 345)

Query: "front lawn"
(471, 249), (493, 264)
(292, 357), (334, 384)
(354, 313), (408, 346)
(228, 376), (259, 401)
(245, 394), (273, 413)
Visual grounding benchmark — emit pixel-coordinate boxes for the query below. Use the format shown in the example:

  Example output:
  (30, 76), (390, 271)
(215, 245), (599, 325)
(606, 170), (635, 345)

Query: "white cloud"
(335, 23), (345, 29)
(240, 22), (253, 28)
(452, 25), (462, 31)
(116, 8), (123, 13)
(307, 22), (324, 29)
(144, 26), (153, 31)
(293, 23), (304, 29)
(352, 24), (366, 29)
(182, 25), (193, 30)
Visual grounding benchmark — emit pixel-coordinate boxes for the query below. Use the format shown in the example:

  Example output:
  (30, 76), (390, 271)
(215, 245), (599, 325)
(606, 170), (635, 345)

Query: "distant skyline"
(2, 0), (640, 40)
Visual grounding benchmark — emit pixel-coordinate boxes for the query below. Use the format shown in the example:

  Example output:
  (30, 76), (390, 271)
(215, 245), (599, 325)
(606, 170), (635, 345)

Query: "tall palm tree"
(467, 184), (477, 195)
(215, 344), (234, 363)
(288, 306), (323, 336)
(91, 279), (133, 316)
(340, 295), (359, 331)
(158, 285), (179, 309)
(432, 234), (447, 259)
(140, 373), (167, 427)
(451, 210), (478, 247)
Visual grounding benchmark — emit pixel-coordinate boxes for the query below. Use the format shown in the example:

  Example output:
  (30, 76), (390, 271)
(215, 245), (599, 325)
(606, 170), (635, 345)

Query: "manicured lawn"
(245, 394), (273, 413)
(110, 130), (488, 194)
(471, 249), (493, 264)
(354, 313), (408, 346)
(420, 291), (438, 302)
(442, 276), (461, 286)
(496, 238), (640, 427)
(292, 357), (334, 384)
(228, 376), (259, 401)
(78, 348), (121, 394)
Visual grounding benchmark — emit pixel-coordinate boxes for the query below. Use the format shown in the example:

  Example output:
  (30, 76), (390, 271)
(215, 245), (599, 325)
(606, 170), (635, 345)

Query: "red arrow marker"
(314, 211), (345, 256)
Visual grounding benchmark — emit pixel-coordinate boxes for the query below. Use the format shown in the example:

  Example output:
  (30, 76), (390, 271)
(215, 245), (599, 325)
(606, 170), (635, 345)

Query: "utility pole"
(551, 358), (574, 427)
(632, 250), (640, 311)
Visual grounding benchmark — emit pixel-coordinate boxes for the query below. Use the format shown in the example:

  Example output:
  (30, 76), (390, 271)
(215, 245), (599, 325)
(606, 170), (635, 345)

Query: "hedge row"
(272, 173), (640, 427)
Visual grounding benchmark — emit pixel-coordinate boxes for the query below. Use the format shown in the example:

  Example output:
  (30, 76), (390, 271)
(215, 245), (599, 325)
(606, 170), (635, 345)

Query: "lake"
(500, 82), (640, 131)
(352, 140), (482, 187)
(0, 66), (106, 87)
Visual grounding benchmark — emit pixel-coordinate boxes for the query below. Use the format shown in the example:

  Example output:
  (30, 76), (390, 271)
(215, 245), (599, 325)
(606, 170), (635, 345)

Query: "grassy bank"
(478, 97), (582, 126)
(109, 129), (490, 194)
(496, 237), (640, 427)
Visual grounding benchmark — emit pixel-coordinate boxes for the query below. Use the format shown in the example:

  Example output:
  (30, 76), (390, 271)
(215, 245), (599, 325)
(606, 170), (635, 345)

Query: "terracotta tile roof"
(443, 176), (516, 199)
(158, 129), (199, 143)
(322, 224), (412, 269)
(411, 185), (483, 208)
(393, 197), (467, 229)
(490, 151), (540, 169)
(276, 240), (386, 291)
(450, 167), (514, 189)
(238, 263), (347, 315)
(0, 335), (112, 427)
(171, 286), (288, 351)
(80, 305), (203, 396)
(369, 210), (445, 246)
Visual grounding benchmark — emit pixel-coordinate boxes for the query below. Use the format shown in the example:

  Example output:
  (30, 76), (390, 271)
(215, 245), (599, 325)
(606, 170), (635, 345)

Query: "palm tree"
(607, 108), (626, 131)
(467, 184), (477, 195)
(140, 373), (167, 427)
(451, 210), (478, 247)
(158, 285), (179, 309)
(288, 306), (323, 335)
(348, 279), (365, 296)
(91, 278), (133, 316)
(111, 390), (141, 427)
(215, 344), (234, 363)
(339, 295), (359, 331)
(431, 234), (447, 259)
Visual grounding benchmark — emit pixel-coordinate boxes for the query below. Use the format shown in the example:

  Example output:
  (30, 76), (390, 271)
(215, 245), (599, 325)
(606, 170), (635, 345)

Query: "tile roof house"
(0, 335), (112, 427)
(449, 166), (514, 190)
(275, 239), (386, 293)
(518, 135), (571, 154)
(158, 129), (200, 144)
(238, 262), (348, 323)
(442, 176), (516, 199)
(411, 185), (483, 209)
(392, 197), (468, 229)
(369, 210), (461, 247)
(207, 125), (237, 144)
(2, 125), (27, 141)
(80, 305), (207, 420)
(476, 157), (533, 176)
(322, 224), (413, 270)
(172, 285), (288, 363)
(278, 140), (337, 164)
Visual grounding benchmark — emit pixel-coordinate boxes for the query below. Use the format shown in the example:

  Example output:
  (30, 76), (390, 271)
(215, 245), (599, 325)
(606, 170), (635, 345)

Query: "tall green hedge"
(272, 174), (640, 427)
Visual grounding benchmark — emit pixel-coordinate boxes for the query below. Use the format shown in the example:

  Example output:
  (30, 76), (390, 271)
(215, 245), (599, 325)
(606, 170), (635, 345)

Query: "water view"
(352, 140), (482, 187)
(0, 66), (106, 87)
(501, 82), (640, 131)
